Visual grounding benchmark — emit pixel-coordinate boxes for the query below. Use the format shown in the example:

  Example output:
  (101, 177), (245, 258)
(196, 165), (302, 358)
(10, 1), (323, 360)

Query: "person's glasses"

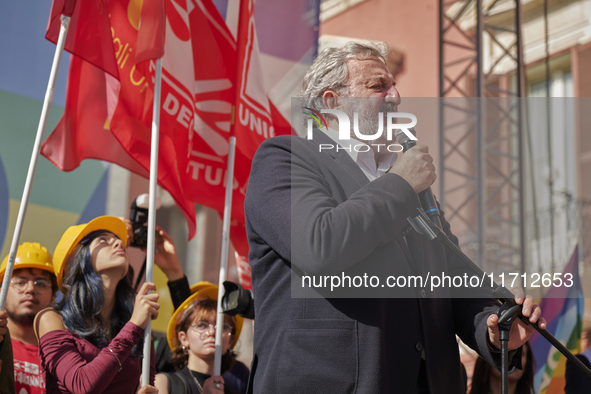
(10, 278), (52, 293)
(190, 321), (233, 337)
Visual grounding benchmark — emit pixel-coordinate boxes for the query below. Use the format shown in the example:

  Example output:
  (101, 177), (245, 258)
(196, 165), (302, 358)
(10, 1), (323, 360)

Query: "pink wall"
(320, 0), (441, 193)
(320, 0), (439, 98)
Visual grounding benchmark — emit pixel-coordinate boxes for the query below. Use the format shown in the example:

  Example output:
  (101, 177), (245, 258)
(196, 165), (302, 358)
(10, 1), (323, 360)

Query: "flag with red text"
(232, 0), (291, 159)
(42, 0), (197, 238)
(42, 0), (320, 254)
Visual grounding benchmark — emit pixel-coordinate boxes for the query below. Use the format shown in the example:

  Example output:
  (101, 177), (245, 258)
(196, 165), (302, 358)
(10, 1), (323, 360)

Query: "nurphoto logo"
(302, 107), (418, 153)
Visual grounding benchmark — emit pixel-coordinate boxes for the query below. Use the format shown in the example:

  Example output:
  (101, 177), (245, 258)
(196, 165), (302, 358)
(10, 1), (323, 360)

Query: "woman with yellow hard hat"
(154, 282), (243, 394)
(34, 216), (159, 394)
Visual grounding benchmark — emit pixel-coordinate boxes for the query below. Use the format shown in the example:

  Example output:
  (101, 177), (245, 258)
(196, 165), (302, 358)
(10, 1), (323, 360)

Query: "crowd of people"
(0, 216), (249, 394)
(3, 40), (591, 393)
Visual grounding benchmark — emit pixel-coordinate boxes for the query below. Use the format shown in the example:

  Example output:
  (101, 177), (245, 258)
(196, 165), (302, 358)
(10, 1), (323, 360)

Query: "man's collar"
(307, 128), (370, 187)
(323, 127), (362, 162)
(322, 127), (398, 174)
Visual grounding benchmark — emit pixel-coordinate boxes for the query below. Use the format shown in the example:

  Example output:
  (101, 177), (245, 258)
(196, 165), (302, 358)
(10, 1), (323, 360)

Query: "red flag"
(232, 0), (291, 159)
(177, 0), (291, 256)
(226, 0), (291, 261)
(106, 0), (202, 239)
(41, 55), (148, 176)
(235, 252), (252, 290)
(43, 0), (197, 239)
(44, 0), (291, 253)
(46, 0), (119, 79)
(172, 0), (248, 253)
(135, 0), (166, 64)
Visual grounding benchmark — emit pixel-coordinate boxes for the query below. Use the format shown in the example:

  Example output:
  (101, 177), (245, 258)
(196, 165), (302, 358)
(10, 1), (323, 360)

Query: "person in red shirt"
(1, 242), (57, 394)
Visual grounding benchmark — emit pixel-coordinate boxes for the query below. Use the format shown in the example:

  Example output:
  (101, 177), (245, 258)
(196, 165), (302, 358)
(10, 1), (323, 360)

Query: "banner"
(42, 0), (320, 256)
(43, 0), (199, 238)
(531, 246), (584, 393)
(46, 0), (119, 78)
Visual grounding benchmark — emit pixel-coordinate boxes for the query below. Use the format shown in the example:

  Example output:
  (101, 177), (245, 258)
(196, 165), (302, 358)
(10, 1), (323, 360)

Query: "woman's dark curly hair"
(169, 298), (237, 372)
(55, 230), (143, 358)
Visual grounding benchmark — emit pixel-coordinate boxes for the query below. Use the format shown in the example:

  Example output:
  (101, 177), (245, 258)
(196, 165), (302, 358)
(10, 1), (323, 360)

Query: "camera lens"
(133, 226), (149, 248)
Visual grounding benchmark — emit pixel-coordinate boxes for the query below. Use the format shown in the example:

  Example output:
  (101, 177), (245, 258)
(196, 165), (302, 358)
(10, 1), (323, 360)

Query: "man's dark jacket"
(244, 132), (515, 393)
(565, 349), (591, 393)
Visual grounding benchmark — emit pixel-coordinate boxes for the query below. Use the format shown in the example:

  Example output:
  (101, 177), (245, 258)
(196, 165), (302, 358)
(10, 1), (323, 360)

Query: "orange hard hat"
(0, 242), (54, 279)
(167, 281), (244, 351)
(53, 216), (128, 288)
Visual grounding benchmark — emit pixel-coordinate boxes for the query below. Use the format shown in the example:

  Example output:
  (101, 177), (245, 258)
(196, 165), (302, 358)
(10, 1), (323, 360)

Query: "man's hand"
(388, 144), (436, 194)
(153, 226), (184, 281)
(487, 289), (546, 351)
(119, 217), (184, 281)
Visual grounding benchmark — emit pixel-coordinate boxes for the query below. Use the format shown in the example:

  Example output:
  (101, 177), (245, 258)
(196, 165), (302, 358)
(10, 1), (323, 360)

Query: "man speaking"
(244, 41), (544, 393)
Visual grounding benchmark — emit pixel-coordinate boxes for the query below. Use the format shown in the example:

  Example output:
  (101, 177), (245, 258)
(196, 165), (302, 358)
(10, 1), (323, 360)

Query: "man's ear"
(322, 91), (339, 110)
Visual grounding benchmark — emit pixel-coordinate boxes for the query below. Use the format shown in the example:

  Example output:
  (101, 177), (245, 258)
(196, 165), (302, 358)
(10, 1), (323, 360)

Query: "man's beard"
(348, 101), (398, 141)
(354, 106), (381, 137)
(6, 308), (36, 326)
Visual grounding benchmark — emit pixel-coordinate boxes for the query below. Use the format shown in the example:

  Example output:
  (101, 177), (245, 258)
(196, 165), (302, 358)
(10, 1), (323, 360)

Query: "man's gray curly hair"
(300, 41), (390, 110)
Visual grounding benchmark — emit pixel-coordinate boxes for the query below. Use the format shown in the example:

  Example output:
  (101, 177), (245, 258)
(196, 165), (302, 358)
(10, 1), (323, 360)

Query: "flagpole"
(141, 57), (163, 386)
(212, 0), (247, 376)
(214, 136), (237, 376)
(0, 15), (70, 311)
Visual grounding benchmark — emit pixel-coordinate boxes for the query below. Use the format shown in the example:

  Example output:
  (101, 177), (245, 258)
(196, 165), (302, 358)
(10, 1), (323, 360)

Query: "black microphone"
(394, 128), (443, 229)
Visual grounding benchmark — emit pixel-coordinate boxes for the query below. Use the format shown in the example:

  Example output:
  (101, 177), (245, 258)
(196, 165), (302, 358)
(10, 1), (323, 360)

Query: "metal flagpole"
(213, 0), (244, 375)
(141, 57), (163, 386)
(214, 136), (237, 376)
(0, 15), (70, 310)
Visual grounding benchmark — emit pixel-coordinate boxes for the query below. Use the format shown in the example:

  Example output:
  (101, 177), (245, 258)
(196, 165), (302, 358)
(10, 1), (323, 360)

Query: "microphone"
(394, 128), (443, 230)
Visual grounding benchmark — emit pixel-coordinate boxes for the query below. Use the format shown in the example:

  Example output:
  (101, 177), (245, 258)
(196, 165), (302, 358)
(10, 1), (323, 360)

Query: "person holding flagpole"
(154, 282), (242, 394)
(1, 242), (58, 394)
(34, 216), (159, 393)
(118, 218), (250, 393)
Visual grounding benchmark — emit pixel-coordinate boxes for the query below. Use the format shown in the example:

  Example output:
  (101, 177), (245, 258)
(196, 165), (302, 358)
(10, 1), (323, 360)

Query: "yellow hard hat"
(53, 216), (128, 288)
(0, 242), (54, 279)
(167, 281), (244, 351)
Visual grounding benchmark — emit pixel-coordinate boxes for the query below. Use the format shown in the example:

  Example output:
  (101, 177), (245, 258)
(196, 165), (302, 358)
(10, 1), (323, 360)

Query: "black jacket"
(244, 133), (517, 393)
